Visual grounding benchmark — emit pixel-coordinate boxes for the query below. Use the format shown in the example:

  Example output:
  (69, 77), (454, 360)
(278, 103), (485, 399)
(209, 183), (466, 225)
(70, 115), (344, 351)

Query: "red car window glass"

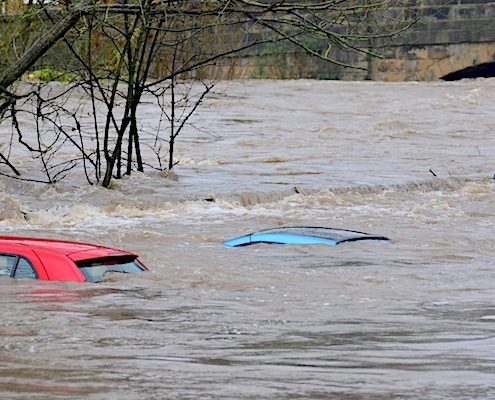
(76, 257), (145, 283)
(13, 257), (37, 279)
(0, 255), (17, 277)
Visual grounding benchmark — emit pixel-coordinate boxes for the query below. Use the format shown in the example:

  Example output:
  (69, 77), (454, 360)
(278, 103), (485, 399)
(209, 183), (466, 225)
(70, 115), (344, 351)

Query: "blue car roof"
(222, 226), (389, 247)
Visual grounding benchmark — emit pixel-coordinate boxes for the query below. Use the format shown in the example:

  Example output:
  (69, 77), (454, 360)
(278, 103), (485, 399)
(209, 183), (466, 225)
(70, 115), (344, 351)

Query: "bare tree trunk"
(0, 0), (89, 114)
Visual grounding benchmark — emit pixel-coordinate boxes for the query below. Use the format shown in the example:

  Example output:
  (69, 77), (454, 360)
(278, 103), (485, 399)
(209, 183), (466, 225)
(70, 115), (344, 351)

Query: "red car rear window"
(76, 256), (146, 283)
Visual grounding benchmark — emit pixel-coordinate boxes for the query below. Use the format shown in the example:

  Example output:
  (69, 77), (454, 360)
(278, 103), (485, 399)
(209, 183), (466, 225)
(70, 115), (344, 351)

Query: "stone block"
(438, 57), (457, 76)
(452, 4), (488, 19)
(372, 59), (407, 81)
(428, 46), (450, 59)
(404, 59), (419, 73)
(476, 43), (495, 61)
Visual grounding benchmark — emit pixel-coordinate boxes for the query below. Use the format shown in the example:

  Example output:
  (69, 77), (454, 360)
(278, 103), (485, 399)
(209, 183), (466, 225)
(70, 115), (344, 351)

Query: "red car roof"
(0, 236), (147, 283)
(0, 236), (136, 261)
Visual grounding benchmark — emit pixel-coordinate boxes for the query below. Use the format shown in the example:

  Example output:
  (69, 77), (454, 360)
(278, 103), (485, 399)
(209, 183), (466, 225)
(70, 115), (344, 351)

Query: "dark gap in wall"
(440, 62), (495, 80)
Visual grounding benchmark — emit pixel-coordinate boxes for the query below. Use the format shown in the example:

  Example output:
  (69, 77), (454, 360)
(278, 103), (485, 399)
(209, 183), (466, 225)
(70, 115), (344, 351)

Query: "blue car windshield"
(77, 257), (145, 283)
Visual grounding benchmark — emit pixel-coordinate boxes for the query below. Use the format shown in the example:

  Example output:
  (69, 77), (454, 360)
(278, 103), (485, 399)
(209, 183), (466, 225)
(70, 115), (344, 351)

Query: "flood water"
(1, 79), (494, 399)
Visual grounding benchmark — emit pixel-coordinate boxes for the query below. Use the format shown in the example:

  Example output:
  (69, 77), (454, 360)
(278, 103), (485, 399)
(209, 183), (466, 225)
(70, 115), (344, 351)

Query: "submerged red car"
(0, 236), (148, 283)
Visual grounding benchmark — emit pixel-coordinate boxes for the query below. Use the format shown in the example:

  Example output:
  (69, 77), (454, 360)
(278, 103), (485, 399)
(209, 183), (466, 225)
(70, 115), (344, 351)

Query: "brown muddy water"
(0, 79), (494, 399)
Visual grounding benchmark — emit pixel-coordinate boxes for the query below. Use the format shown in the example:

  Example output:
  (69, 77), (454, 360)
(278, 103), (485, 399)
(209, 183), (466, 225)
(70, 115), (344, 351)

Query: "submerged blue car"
(223, 226), (390, 247)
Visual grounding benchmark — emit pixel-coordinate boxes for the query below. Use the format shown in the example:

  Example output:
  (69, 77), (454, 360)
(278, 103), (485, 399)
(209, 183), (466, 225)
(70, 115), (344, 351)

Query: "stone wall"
(207, 0), (495, 81)
(370, 0), (495, 81)
(2, 0), (495, 81)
